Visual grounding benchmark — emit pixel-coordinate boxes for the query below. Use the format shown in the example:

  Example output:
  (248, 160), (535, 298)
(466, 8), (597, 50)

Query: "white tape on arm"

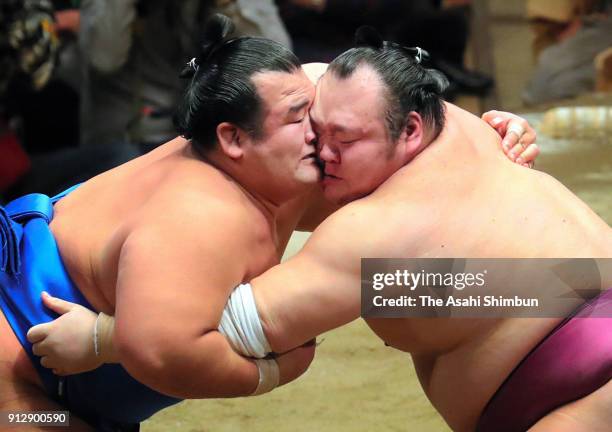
(218, 283), (272, 358)
(251, 358), (280, 396)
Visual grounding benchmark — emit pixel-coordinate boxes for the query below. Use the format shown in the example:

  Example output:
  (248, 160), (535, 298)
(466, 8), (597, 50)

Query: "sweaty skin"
(3, 66), (323, 410)
(46, 137), (316, 397)
(15, 63), (538, 421)
(253, 102), (612, 431)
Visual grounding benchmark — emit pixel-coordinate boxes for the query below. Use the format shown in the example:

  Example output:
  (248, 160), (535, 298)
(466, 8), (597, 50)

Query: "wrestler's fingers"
(502, 118), (530, 151)
(32, 341), (46, 356)
(26, 322), (52, 343)
(41, 291), (77, 315)
(508, 142), (525, 162)
(516, 144), (540, 166)
(40, 356), (54, 369)
(520, 129), (537, 147)
(483, 111), (534, 144)
(501, 123), (525, 152)
(480, 110), (499, 122)
(481, 110), (506, 128)
(481, 111), (505, 132)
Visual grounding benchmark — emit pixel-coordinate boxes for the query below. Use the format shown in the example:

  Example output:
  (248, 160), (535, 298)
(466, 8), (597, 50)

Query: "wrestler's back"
(361, 105), (612, 431)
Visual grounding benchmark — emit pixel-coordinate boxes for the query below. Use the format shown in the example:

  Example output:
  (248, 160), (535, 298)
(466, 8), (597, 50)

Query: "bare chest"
(242, 222), (284, 283)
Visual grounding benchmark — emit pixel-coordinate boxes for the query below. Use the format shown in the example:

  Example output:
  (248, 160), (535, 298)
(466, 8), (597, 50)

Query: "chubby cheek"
(283, 126), (307, 153)
(343, 159), (382, 194)
(286, 121), (307, 138)
(340, 151), (365, 180)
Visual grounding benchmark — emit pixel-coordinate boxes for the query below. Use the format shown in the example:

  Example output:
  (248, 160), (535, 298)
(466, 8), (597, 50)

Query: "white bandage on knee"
(251, 358), (280, 396)
(218, 283), (272, 359)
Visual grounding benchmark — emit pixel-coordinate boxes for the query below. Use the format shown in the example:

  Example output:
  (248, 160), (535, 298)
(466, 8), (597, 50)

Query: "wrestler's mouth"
(322, 173), (341, 187)
(301, 152), (317, 160)
(323, 173), (340, 180)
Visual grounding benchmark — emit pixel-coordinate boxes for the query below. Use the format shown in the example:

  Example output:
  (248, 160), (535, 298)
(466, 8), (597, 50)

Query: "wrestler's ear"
(398, 111), (425, 159)
(217, 122), (245, 160)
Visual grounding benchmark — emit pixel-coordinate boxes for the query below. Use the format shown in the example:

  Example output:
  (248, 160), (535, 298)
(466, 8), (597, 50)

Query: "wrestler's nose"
(318, 140), (339, 163)
(304, 118), (316, 146)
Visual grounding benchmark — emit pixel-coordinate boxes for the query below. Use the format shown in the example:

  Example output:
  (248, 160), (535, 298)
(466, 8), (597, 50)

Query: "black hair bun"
(196, 14), (234, 65)
(424, 69), (450, 95)
(354, 26), (384, 49)
(200, 13), (235, 55)
(180, 14), (235, 79)
(401, 47), (431, 64)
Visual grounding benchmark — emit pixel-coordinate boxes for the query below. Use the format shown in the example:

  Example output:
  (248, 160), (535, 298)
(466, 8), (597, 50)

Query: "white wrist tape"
(94, 312), (114, 361)
(251, 358), (280, 396)
(218, 283), (271, 358)
(93, 313), (101, 357)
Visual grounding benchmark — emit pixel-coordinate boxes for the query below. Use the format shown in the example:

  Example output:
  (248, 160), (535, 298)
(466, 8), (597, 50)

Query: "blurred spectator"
(1, 0), (58, 197)
(394, 0), (493, 96)
(0, 0), (289, 201)
(79, 0), (290, 149)
(595, 46), (612, 91)
(0, 117), (31, 197)
(527, 0), (600, 59)
(0, 0), (58, 95)
(217, 0), (291, 47)
(2, 0), (80, 157)
(52, 1), (81, 90)
(278, 0), (493, 96)
(523, 0), (612, 104)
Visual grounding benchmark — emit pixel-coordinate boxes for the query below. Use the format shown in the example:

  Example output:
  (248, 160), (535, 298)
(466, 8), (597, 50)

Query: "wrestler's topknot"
(173, 14), (300, 151)
(354, 26), (384, 50)
(179, 14), (234, 79)
(328, 27), (449, 141)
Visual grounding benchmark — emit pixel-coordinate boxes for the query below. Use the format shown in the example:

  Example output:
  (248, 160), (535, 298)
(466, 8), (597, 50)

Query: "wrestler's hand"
(482, 110), (540, 167)
(26, 292), (102, 376)
(276, 339), (316, 387)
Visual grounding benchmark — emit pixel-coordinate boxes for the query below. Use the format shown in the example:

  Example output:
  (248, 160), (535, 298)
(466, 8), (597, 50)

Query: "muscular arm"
(254, 201), (390, 353)
(113, 204), (262, 398)
(28, 198), (315, 386)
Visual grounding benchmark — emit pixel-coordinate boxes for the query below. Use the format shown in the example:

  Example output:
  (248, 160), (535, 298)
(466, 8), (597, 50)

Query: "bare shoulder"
(303, 195), (424, 261)
(119, 171), (254, 274)
(115, 185), (251, 315)
(444, 102), (486, 125)
(443, 102), (501, 143)
(151, 161), (252, 226)
(305, 200), (374, 245)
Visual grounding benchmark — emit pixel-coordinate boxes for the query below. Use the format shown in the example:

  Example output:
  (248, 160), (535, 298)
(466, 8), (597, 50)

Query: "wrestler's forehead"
(312, 67), (386, 126)
(252, 69), (314, 110)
